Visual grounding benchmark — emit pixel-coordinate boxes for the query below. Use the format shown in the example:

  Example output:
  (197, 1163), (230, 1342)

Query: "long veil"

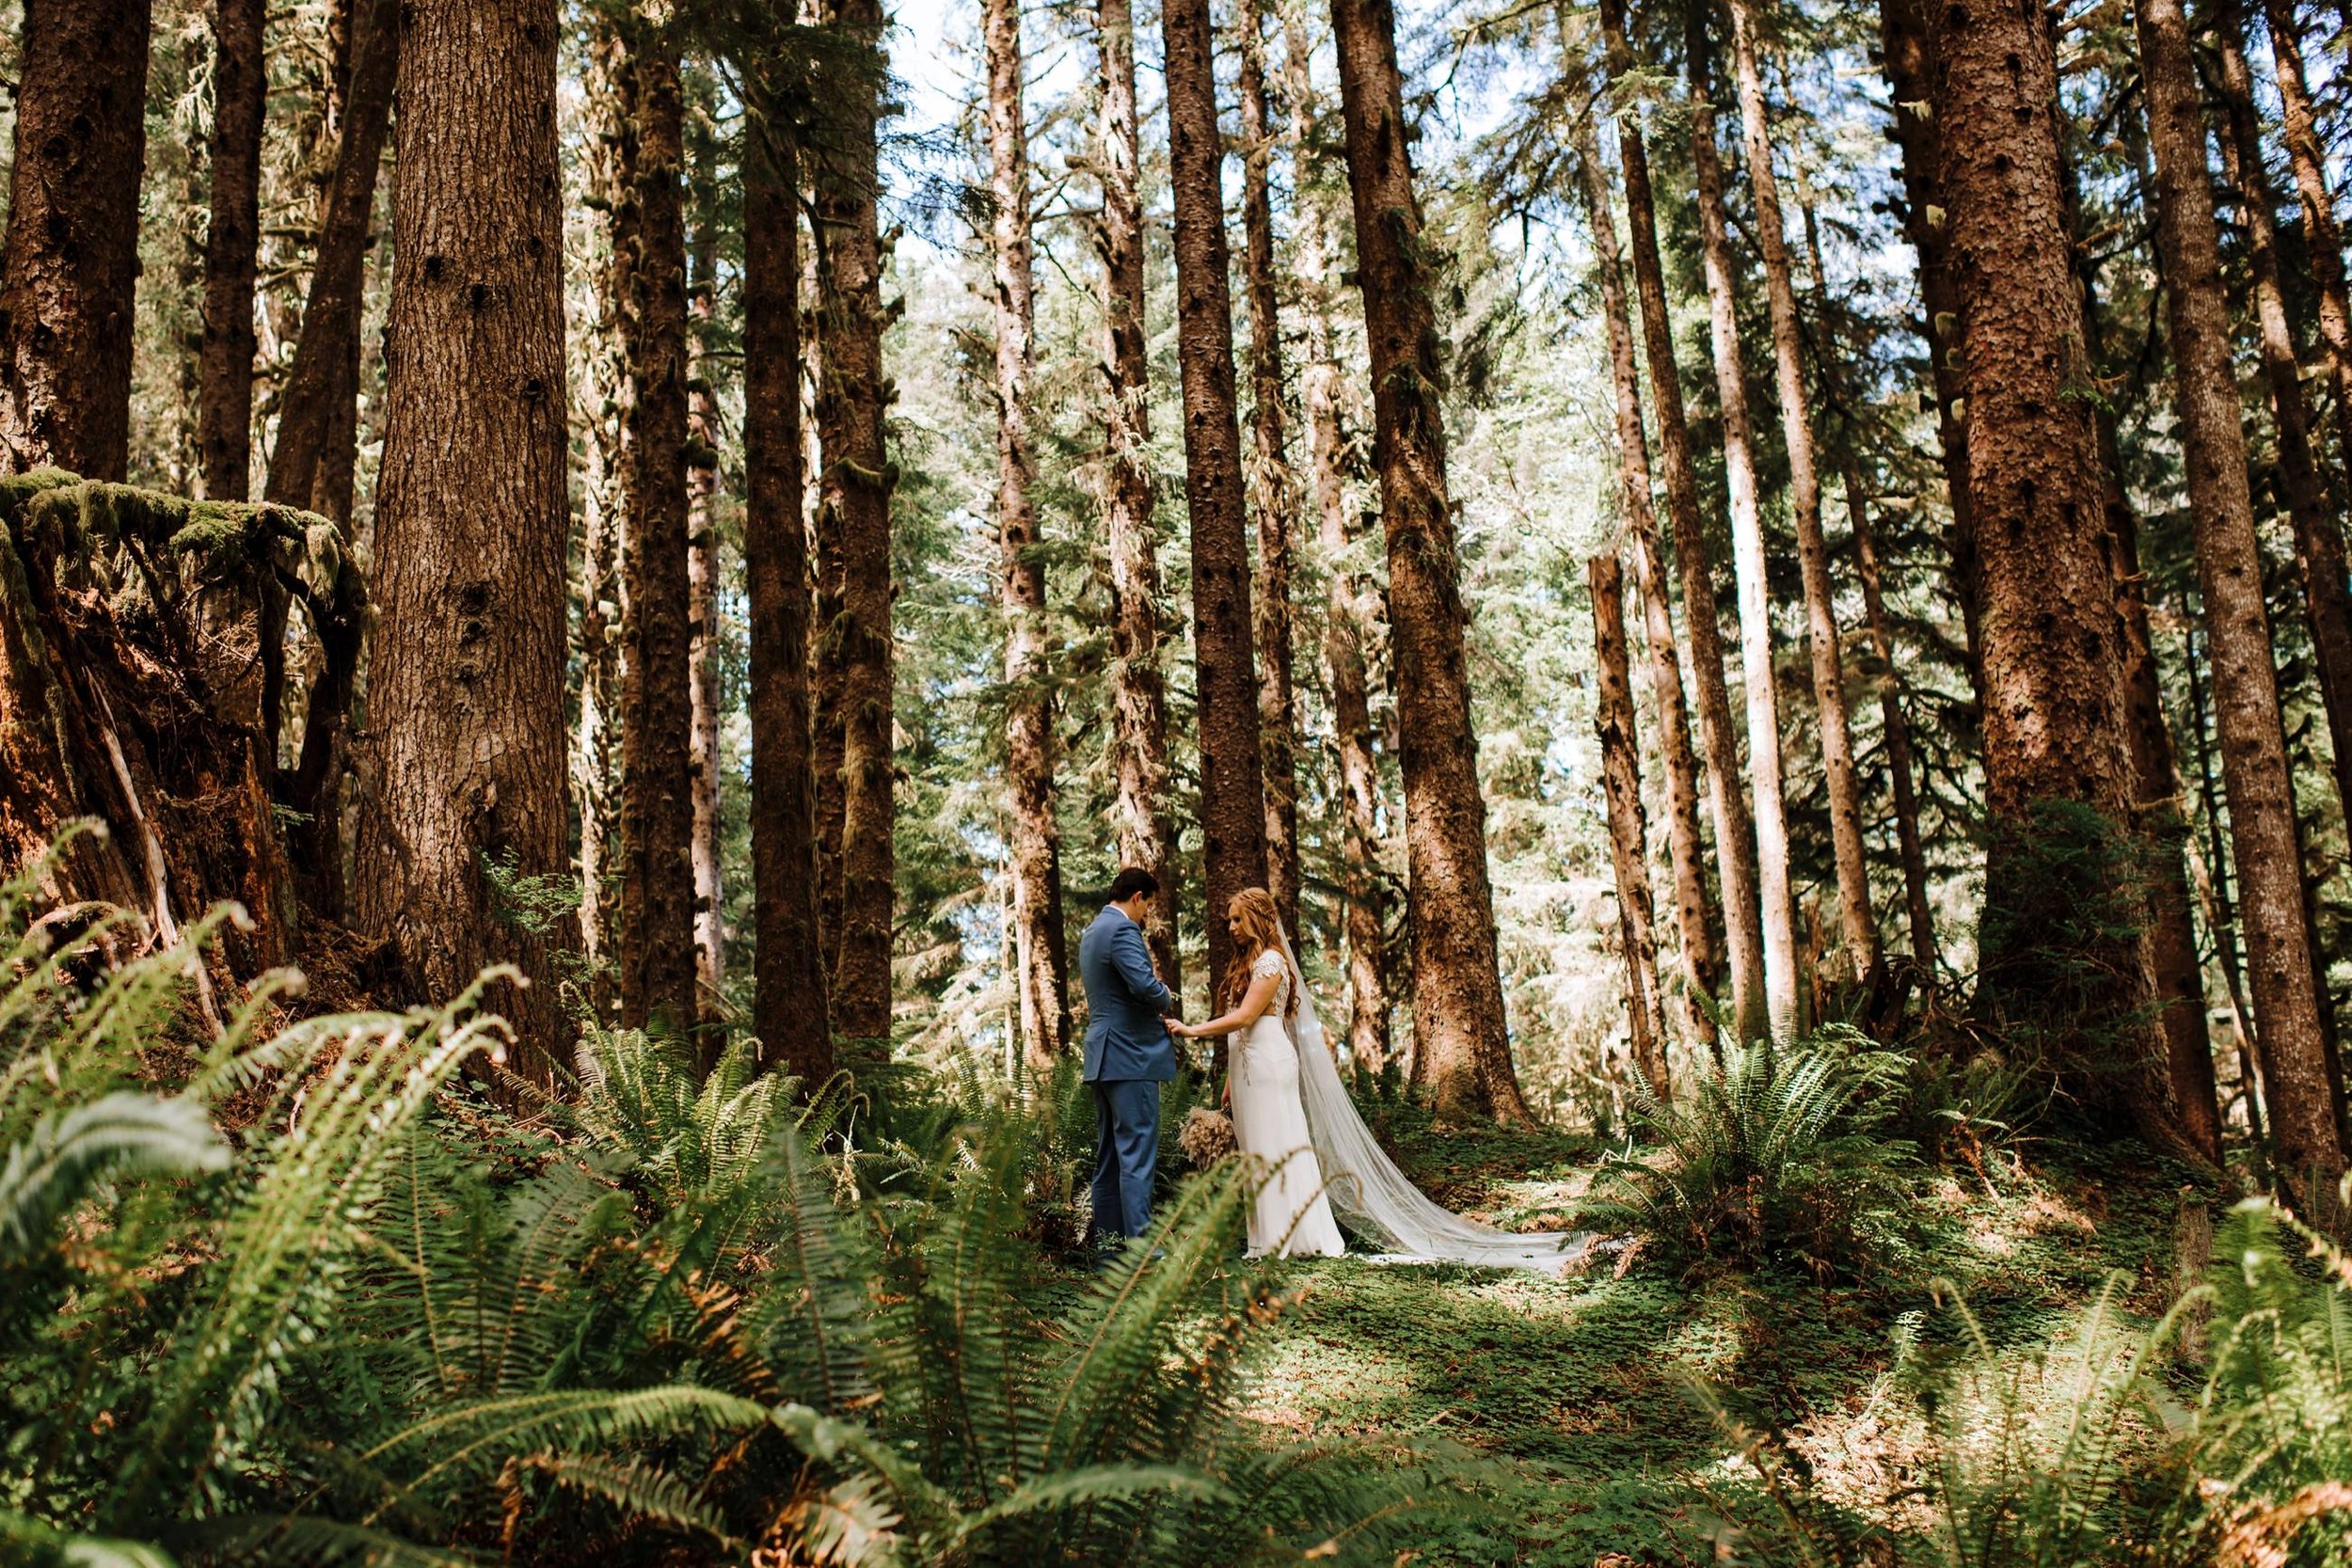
(1277, 932), (1594, 1272)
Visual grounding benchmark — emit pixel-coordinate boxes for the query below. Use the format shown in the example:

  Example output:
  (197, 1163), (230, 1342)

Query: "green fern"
(1590, 1026), (1919, 1277)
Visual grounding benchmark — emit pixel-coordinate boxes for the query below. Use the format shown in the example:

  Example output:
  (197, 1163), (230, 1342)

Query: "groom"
(1079, 867), (1182, 1248)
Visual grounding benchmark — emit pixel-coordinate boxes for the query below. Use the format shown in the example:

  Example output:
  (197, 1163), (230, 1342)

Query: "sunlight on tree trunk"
(1590, 553), (1670, 1102)
(1331, 0), (1525, 1122)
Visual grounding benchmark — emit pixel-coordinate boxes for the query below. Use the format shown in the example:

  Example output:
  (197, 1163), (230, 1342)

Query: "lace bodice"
(1249, 947), (1289, 1019)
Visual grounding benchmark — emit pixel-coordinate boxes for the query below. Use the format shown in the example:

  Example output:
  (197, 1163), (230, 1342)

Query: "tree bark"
(1165, 0), (1270, 1000)
(2212, 0), (2352, 828)
(1282, 7), (1390, 1069)
(1601, 0), (1763, 1044)
(0, 0), (153, 481)
(743, 100), (834, 1084)
(818, 0), (898, 1055)
(1921, 0), (2162, 1139)
(1096, 0), (1182, 991)
(2137, 0), (2344, 1204)
(2108, 499), (2225, 1164)
(2056, 114), (2226, 1168)
(1590, 552), (1671, 1101)
(1724, 0), (1876, 985)
(688, 223), (724, 1019)
(990, 0), (1071, 1064)
(1687, 9), (1798, 1041)
(1330, 0), (1527, 1122)
(1239, 0), (1302, 945)
(1846, 478), (1937, 971)
(617, 39), (699, 1037)
(271, 0), (395, 921)
(197, 0), (266, 502)
(2263, 0), (2352, 487)
(1877, 0), (1984, 712)
(267, 0), (397, 520)
(1579, 124), (1720, 1048)
(1792, 199), (1937, 975)
(354, 0), (571, 1064)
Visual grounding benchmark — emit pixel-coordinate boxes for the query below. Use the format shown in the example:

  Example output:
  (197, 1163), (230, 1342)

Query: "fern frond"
(0, 1091), (227, 1264)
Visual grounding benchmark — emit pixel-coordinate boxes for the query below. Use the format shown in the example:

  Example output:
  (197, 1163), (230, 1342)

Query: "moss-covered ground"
(1231, 1100), (2188, 1565)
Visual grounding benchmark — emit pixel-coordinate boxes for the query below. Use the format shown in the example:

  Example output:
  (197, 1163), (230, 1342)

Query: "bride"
(1176, 888), (1588, 1272)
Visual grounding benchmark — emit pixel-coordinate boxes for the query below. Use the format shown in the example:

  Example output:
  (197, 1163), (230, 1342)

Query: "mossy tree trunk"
(0, 0), (153, 482)
(616, 33), (700, 1037)
(1281, 4), (1390, 1069)
(1590, 553), (1670, 1101)
(990, 0), (1071, 1064)
(1921, 0), (2165, 1152)
(743, 95), (834, 1085)
(198, 0), (267, 504)
(818, 0), (898, 1056)
(2137, 0), (2343, 1203)
(1165, 0), (1269, 1005)
(1330, 0), (1527, 1122)
(1238, 0), (1301, 947)
(1095, 0), (1182, 994)
(354, 0), (572, 1067)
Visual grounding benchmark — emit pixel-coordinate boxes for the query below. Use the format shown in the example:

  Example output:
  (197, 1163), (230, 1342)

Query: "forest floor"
(1225, 1102), (2188, 1566)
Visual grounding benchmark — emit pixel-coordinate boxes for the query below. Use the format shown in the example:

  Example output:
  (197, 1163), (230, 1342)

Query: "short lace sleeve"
(1250, 948), (1285, 980)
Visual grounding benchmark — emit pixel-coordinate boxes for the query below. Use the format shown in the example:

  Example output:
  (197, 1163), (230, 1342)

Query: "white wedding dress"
(1231, 949), (1348, 1258)
(1255, 935), (1595, 1274)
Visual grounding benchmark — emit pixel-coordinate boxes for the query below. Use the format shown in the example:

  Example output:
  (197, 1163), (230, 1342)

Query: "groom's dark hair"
(1108, 867), (1160, 903)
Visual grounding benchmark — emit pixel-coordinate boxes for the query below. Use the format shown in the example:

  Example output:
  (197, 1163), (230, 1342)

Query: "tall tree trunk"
(1846, 475), (1939, 971)
(1096, 0), (1182, 990)
(1922, 0), (2163, 1143)
(1601, 0), (1763, 1042)
(1282, 5), (1389, 1069)
(2137, 0), (2345, 1204)
(1164, 0), (1270, 997)
(819, 0), (898, 1055)
(1330, 0), (1527, 1122)
(0, 0), (154, 480)
(1579, 125), (1720, 1048)
(2058, 122), (2226, 1169)
(1590, 552), (1671, 1100)
(268, 0), (394, 921)
(2214, 0), (2352, 826)
(354, 0), (571, 1064)
(990, 0), (1071, 1063)
(687, 225), (724, 1019)
(2263, 0), (2352, 485)
(615, 39), (698, 1036)
(2109, 499), (2225, 1165)
(1687, 8), (1798, 1041)
(577, 454), (619, 979)
(2187, 617), (2266, 1147)
(1724, 0), (1876, 985)
(1793, 199), (1937, 974)
(1239, 0), (1302, 944)
(1877, 0), (1984, 712)
(267, 0), (397, 516)
(743, 100), (834, 1083)
(198, 0), (265, 502)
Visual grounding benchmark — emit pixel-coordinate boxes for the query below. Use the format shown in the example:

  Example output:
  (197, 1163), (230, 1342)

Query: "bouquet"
(1176, 1105), (1237, 1166)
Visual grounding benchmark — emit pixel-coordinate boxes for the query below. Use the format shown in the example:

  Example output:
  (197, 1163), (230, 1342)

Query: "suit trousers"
(1087, 1077), (1159, 1242)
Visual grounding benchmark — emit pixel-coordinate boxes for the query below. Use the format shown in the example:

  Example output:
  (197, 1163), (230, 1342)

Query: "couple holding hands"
(1077, 868), (1346, 1260)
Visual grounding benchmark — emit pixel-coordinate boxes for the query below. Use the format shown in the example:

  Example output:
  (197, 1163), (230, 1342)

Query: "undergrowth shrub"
(1692, 1194), (2352, 1566)
(0, 837), (1452, 1565)
(1588, 1026), (1919, 1278)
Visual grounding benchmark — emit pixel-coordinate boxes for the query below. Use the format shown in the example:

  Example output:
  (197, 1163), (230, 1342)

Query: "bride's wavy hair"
(1218, 887), (1298, 1019)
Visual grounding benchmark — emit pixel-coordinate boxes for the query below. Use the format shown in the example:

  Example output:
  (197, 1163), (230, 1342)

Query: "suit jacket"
(1079, 907), (1178, 1082)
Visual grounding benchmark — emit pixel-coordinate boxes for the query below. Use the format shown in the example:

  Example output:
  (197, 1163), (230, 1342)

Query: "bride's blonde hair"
(1218, 887), (1296, 1018)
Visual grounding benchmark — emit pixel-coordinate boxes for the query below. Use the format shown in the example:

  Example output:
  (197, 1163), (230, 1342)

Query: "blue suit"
(1078, 906), (1178, 1241)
